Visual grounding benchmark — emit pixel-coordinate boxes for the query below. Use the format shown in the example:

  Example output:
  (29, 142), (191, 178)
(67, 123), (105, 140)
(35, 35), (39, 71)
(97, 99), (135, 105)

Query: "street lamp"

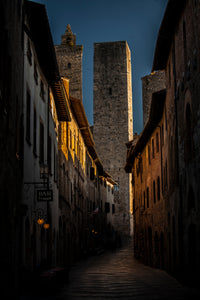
(37, 218), (44, 225)
(43, 223), (50, 229)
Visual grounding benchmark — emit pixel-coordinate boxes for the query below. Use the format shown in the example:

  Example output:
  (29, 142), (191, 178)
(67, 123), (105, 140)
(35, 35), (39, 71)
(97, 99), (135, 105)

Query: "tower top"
(61, 24), (76, 46)
(66, 24), (72, 34)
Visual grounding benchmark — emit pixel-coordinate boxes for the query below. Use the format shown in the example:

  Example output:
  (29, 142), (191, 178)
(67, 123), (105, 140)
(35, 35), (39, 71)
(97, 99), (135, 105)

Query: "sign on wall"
(37, 190), (53, 202)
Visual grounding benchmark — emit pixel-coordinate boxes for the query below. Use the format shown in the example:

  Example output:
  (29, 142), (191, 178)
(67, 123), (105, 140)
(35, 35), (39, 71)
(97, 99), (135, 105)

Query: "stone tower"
(55, 25), (83, 101)
(93, 41), (133, 236)
(142, 70), (166, 127)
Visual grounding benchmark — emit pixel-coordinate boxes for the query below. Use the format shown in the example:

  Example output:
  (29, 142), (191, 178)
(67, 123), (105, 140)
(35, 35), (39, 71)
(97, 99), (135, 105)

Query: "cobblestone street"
(21, 239), (200, 300)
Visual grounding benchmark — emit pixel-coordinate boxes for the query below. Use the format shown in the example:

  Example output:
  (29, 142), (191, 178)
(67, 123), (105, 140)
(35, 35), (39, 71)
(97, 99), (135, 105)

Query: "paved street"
(21, 239), (200, 300)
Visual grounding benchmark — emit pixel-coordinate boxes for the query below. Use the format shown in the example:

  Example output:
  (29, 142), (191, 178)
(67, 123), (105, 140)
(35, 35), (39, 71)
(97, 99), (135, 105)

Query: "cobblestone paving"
(21, 240), (200, 299)
(56, 240), (200, 300)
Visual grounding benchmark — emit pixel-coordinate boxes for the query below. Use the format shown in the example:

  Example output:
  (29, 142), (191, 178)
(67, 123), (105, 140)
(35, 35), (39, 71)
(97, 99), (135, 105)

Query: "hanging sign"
(37, 190), (53, 202)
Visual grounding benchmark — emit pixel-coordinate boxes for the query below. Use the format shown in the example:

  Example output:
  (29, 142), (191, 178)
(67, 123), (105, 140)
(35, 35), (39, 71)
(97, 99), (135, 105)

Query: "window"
(27, 39), (32, 65)
(156, 132), (159, 153)
(112, 204), (115, 214)
(164, 160), (168, 189)
(40, 80), (45, 100)
(157, 176), (161, 201)
(26, 90), (31, 143)
(68, 62), (71, 69)
(114, 185), (119, 192)
(39, 121), (44, 163)
(33, 108), (37, 154)
(109, 87), (112, 95)
(48, 135), (52, 174)
(34, 62), (38, 84)
(152, 139), (155, 158)
(153, 180), (156, 203)
(147, 187), (149, 208)
(148, 145), (151, 165)
(54, 146), (58, 182)
(105, 202), (110, 213)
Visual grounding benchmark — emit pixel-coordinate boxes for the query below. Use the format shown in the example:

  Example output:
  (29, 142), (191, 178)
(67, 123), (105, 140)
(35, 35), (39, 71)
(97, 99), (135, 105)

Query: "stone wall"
(93, 41), (133, 236)
(127, 0), (200, 286)
(142, 70), (166, 127)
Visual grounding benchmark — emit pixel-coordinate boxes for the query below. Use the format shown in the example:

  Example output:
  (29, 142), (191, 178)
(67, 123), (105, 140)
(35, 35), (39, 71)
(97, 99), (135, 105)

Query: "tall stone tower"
(142, 70), (166, 127)
(55, 24), (83, 101)
(93, 41), (133, 236)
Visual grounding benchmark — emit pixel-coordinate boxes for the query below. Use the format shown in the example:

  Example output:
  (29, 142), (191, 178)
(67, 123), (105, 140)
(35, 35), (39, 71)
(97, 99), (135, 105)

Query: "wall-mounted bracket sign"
(37, 189), (53, 202)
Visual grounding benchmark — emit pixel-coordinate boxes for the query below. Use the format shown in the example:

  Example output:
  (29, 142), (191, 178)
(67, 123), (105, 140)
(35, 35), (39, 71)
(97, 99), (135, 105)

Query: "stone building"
(55, 25), (83, 102)
(126, 0), (200, 287)
(93, 41), (133, 236)
(0, 0), (24, 296)
(21, 0), (70, 274)
(125, 90), (166, 268)
(58, 78), (116, 262)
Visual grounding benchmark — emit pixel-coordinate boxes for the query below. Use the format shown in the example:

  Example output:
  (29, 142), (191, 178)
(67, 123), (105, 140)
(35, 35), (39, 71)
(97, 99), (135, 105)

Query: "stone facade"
(142, 70), (166, 127)
(21, 1), (70, 274)
(93, 41), (133, 236)
(126, 0), (200, 287)
(125, 90), (166, 268)
(58, 79), (116, 262)
(55, 25), (83, 102)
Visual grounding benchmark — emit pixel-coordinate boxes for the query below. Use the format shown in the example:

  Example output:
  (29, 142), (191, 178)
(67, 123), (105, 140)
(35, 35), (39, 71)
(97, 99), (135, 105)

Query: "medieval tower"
(55, 24), (83, 101)
(93, 41), (133, 236)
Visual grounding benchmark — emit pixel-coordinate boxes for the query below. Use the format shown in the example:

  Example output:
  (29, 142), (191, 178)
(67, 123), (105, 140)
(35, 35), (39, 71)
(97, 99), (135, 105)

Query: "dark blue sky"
(32, 0), (168, 133)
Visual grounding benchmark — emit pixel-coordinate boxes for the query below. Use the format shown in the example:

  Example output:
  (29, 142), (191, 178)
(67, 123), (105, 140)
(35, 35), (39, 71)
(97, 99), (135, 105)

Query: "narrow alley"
(21, 240), (200, 300)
